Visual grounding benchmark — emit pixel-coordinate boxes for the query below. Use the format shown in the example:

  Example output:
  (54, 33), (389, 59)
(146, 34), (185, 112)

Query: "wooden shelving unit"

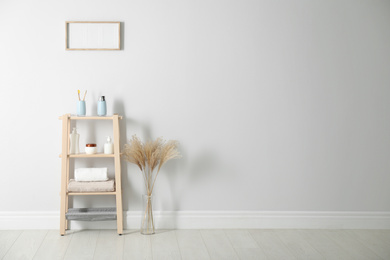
(59, 113), (123, 235)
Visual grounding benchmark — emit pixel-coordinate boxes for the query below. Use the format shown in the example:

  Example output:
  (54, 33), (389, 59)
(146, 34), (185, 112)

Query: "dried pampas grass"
(122, 135), (181, 195)
(123, 135), (181, 234)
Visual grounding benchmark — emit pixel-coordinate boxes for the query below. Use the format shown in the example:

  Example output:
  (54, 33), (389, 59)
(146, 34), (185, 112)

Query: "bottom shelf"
(66, 207), (117, 221)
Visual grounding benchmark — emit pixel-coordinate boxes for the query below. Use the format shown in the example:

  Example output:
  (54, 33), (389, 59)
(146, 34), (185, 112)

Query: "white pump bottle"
(104, 136), (114, 154)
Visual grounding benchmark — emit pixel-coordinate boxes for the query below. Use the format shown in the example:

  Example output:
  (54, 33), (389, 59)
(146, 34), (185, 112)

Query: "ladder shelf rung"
(67, 191), (117, 196)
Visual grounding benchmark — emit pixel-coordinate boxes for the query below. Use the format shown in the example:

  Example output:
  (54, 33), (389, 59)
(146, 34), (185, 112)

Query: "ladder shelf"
(59, 113), (123, 236)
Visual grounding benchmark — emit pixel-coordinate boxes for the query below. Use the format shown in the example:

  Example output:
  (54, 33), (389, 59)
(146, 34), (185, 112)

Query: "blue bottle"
(97, 96), (107, 116)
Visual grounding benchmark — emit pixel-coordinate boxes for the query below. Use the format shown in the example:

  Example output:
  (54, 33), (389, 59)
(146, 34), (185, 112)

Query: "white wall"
(1, 0), (390, 218)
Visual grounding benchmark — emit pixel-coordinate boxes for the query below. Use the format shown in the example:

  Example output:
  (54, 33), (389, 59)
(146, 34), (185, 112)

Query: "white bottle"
(70, 128), (80, 154)
(104, 136), (114, 154)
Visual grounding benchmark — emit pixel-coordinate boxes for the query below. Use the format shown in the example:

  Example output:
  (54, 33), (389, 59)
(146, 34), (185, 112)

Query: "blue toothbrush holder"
(77, 100), (86, 116)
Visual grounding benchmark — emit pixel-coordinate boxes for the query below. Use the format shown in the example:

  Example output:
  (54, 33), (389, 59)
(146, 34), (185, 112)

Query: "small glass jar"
(85, 143), (97, 154)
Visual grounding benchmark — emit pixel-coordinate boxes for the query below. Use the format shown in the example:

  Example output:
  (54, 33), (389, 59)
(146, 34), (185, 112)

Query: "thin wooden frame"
(66, 21), (121, 51)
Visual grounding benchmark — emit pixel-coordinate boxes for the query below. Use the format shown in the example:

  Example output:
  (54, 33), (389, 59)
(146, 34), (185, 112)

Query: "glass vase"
(141, 194), (155, 235)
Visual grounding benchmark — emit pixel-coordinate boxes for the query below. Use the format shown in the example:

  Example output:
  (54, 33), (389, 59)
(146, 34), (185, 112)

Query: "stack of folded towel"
(68, 168), (115, 192)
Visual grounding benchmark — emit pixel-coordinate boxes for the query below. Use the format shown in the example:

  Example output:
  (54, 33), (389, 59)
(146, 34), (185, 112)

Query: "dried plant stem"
(150, 169), (161, 196)
(142, 169), (148, 193)
(150, 204), (155, 231)
(141, 199), (148, 232)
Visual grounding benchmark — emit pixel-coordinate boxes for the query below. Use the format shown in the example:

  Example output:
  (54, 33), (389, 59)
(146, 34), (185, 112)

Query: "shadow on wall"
(112, 98), (134, 212)
(109, 99), (218, 229)
(112, 98), (155, 212)
(161, 148), (218, 229)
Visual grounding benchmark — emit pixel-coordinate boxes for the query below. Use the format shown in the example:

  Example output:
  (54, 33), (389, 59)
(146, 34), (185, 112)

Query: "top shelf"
(58, 115), (123, 120)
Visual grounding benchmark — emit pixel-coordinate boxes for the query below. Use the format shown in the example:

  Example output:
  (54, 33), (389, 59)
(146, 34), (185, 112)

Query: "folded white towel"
(74, 168), (108, 182)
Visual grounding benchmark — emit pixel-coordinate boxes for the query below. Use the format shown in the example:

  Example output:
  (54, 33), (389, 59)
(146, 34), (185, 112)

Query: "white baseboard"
(0, 211), (389, 230)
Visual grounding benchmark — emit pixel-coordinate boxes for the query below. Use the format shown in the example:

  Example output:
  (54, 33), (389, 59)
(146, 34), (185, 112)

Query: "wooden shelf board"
(58, 115), (123, 120)
(67, 191), (117, 196)
(70, 153), (115, 158)
(59, 153), (116, 158)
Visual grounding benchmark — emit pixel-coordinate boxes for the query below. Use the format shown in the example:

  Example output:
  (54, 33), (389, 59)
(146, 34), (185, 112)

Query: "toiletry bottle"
(70, 128), (80, 154)
(97, 96), (107, 116)
(104, 136), (114, 154)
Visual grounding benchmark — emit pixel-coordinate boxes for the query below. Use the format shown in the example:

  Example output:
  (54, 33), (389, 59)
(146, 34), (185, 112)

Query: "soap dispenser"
(70, 128), (80, 154)
(104, 136), (114, 154)
(97, 96), (107, 116)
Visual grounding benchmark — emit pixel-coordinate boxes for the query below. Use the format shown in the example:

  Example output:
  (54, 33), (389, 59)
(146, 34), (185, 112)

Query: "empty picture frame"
(66, 21), (121, 50)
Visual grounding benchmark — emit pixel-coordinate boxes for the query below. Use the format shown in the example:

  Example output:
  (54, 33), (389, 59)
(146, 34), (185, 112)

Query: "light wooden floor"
(1, 229), (389, 259)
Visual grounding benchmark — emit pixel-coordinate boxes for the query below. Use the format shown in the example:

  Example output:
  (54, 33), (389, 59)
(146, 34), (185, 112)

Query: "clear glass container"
(141, 194), (155, 235)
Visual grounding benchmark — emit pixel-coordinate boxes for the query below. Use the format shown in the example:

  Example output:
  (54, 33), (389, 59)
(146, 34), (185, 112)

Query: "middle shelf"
(68, 191), (117, 196)
(59, 153), (117, 158)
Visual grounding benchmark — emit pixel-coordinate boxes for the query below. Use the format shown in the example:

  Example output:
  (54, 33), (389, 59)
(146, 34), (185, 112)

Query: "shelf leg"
(60, 114), (70, 235)
(65, 115), (71, 230)
(65, 196), (69, 230)
(113, 114), (123, 235)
